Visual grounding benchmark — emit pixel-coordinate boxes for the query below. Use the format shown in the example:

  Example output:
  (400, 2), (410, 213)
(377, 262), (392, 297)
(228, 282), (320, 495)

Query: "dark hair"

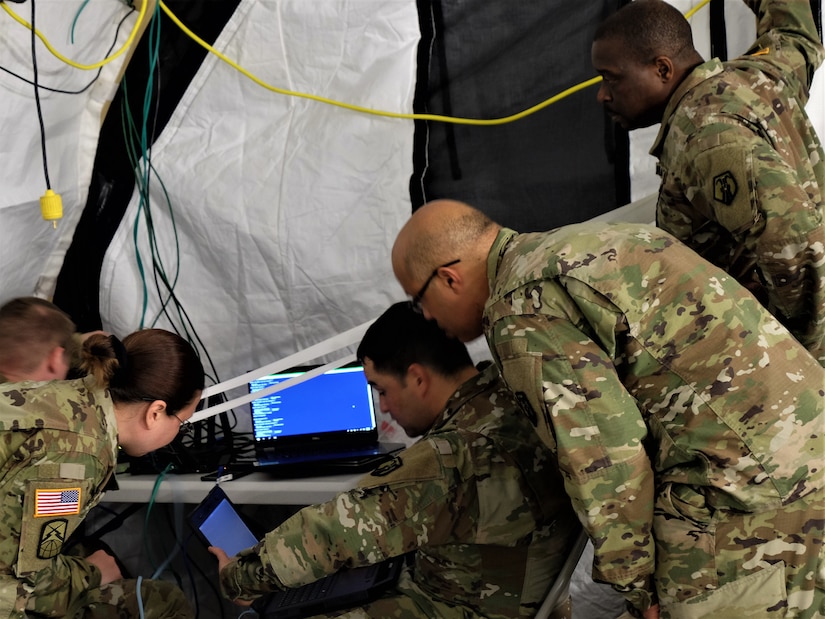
(357, 302), (473, 379)
(594, 0), (695, 65)
(80, 329), (205, 415)
(0, 297), (75, 374)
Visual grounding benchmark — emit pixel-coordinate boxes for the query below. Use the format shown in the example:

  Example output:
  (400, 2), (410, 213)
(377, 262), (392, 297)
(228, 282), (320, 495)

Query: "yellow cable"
(0, 0), (148, 71)
(159, 0), (602, 126)
(685, 0), (712, 20)
(1, 0), (712, 125)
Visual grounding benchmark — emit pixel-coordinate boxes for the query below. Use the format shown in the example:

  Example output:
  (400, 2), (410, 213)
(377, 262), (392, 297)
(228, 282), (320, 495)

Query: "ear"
(144, 400), (168, 429)
(44, 346), (68, 380)
(405, 363), (429, 394)
(438, 263), (463, 293)
(653, 56), (675, 83)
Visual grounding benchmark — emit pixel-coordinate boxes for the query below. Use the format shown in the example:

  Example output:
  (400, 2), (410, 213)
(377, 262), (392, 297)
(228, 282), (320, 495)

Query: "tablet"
(188, 484), (260, 557)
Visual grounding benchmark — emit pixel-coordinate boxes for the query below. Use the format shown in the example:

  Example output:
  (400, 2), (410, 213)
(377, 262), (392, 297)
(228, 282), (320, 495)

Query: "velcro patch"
(34, 487), (81, 518)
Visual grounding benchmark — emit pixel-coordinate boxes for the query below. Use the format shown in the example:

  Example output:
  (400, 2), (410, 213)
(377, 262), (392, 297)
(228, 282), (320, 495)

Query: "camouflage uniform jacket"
(220, 364), (579, 618)
(483, 225), (825, 613)
(651, 0), (825, 366)
(0, 377), (119, 618)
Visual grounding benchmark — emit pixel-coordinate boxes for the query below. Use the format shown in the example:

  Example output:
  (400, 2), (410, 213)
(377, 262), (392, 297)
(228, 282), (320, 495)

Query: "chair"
(535, 526), (589, 619)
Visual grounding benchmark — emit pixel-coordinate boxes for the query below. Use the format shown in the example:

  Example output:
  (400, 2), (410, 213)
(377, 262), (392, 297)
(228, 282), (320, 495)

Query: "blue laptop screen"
(249, 366), (377, 442)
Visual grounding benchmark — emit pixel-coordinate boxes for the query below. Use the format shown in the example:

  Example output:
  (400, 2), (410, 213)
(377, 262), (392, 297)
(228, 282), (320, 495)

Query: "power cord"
(27, 0), (62, 226)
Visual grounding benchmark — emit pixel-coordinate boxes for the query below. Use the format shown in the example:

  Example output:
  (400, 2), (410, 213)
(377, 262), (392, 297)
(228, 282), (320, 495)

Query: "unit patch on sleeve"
(37, 519), (68, 559)
(713, 171), (738, 205)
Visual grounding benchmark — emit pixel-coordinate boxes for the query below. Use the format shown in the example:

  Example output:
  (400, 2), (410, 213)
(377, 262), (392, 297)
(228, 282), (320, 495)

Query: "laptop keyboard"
(275, 577), (332, 606)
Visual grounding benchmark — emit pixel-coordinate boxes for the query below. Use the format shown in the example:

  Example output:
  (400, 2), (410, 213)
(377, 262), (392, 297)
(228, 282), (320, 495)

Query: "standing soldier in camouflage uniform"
(591, 0), (825, 366)
(212, 302), (580, 618)
(392, 200), (825, 619)
(0, 329), (205, 619)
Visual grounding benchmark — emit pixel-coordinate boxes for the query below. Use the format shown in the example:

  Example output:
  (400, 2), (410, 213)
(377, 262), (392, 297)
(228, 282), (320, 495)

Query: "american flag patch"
(34, 488), (81, 517)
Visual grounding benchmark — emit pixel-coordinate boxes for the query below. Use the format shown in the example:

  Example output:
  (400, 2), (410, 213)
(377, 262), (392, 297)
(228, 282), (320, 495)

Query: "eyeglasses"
(172, 412), (193, 435)
(410, 259), (461, 313)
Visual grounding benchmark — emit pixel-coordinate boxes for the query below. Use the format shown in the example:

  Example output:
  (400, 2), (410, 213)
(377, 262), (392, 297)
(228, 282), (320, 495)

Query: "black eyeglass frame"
(410, 259), (461, 312)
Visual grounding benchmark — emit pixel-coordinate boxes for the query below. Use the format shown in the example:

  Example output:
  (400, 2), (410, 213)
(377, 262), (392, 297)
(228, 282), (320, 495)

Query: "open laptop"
(247, 364), (404, 476)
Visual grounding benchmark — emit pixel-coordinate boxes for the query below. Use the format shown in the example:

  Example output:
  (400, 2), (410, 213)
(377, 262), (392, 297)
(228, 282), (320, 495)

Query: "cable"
(158, 0), (599, 127)
(3, 0), (714, 126)
(26, 0), (62, 225)
(30, 0), (49, 190)
(0, 0), (149, 71)
(157, 0), (712, 126)
(0, 8), (135, 95)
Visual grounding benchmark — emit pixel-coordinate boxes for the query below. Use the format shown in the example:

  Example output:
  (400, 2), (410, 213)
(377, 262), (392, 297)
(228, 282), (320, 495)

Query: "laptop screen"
(249, 365), (378, 449)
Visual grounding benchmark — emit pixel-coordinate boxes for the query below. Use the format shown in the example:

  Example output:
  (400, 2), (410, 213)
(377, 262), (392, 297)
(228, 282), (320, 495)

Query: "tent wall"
(0, 0), (822, 388)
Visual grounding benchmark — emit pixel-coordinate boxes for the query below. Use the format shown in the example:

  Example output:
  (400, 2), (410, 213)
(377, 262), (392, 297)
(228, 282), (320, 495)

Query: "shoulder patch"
(370, 455), (403, 477)
(713, 171), (738, 205)
(37, 519), (68, 559)
(34, 487), (81, 518)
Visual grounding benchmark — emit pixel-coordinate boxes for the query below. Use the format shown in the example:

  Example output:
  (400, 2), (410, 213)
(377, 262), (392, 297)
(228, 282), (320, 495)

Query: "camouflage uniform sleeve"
(2, 451), (111, 615)
(220, 439), (456, 602)
(489, 312), (657, 613)
(743, 0), (825, 89)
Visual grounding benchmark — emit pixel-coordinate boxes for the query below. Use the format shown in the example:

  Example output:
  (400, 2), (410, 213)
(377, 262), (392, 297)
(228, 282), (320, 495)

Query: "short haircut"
(0, 297), (75, 374)
(357, 302), (473, 380)
(405, 209), (496, 282)
(594, 0), (695, 64)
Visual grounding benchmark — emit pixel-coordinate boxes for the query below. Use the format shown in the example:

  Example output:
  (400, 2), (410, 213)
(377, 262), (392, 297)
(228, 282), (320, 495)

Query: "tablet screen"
(190, 486), (259, 557)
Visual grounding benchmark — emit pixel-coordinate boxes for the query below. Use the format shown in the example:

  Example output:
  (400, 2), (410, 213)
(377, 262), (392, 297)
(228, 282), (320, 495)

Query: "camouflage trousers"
(23, 578), (193, 619)
(653, 484), (825, 619)
(312, 568), (572, 619)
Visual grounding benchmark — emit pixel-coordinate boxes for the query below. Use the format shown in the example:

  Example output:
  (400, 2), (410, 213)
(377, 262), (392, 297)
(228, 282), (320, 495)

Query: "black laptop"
(247, 364), (403, 476)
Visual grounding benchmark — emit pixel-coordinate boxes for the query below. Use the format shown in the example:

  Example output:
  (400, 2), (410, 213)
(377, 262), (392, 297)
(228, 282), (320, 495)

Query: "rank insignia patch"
(37, 519), (68, 559)
(370, 456), (403, 477)
(713, 171), (738, 205)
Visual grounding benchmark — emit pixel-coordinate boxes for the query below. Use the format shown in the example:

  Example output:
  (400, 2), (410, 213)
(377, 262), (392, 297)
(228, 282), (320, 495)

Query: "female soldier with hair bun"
(0, 328), (205, 619)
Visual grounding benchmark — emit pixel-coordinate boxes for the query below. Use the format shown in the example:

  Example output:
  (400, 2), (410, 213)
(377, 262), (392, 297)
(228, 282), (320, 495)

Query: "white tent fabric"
(0, 0), (136, 297)
(98, 0), (418, 383)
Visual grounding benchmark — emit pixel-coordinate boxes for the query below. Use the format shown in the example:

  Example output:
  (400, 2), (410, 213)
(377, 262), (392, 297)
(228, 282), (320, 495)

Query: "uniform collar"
(426, 363), (500, 434)
(650, 58), (724, 158)
(487, 228), (518, 290)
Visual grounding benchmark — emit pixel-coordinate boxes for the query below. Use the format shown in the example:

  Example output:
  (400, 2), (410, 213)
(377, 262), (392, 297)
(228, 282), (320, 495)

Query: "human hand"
(207, 547), (253, 607)
(86, 549), (122, 585)
(643, 603), (660, 619)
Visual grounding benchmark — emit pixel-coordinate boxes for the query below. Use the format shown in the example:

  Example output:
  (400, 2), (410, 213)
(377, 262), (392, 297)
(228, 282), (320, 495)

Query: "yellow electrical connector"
(40, 189), (63, 228)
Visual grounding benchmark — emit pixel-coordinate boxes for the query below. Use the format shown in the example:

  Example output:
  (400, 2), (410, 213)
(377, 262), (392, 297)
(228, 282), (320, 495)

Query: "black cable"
(0, 8), (133, 95)
(30, 0), (51, 189)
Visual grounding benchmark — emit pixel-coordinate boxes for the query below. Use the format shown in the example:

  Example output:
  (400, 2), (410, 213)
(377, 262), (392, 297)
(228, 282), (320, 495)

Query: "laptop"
(247, 364), (404, 476)
(189, 484), (405, 618)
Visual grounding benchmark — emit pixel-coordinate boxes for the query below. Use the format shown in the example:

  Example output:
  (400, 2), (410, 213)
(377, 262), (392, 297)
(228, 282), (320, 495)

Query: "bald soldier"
(392, 199), (825, 619)
(211, 302), (580, 618)
(592, 0), (825, 366)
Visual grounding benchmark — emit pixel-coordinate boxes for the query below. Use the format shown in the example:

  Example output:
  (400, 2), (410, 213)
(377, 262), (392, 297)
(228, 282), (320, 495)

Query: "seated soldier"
(211, 302), (580, 618)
